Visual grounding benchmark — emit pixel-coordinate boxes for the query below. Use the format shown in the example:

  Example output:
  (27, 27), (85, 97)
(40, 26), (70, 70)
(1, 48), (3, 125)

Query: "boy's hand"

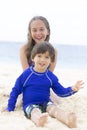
(72, 80), (84, 92)
(1, 107), (9, 113)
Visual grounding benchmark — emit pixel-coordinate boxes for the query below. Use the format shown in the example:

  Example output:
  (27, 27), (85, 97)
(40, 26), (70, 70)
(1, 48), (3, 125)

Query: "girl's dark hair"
(31, 42), (55, 62)
(25, 16), (51, 63)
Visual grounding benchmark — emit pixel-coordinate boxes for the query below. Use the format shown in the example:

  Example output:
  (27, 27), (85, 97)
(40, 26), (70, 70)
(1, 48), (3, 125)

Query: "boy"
(6, 42), (84, 127)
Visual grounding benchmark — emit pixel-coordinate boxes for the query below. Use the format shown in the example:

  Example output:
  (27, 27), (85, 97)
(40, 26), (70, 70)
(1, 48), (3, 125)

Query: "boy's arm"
(52, 82), (76, 97)
(6, 77), (22, 111)
(52, 77), (84, 97)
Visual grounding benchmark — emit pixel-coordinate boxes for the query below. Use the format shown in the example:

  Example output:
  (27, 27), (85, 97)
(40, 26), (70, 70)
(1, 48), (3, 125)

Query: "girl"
(20, 16), (60, 104)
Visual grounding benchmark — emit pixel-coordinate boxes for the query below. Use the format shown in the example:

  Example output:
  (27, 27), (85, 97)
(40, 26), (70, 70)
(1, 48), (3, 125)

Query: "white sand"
(0, 64), (87, 130)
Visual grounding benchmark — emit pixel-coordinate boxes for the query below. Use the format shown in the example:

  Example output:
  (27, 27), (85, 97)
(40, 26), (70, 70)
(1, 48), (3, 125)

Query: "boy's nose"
(41, 58), (45, 61)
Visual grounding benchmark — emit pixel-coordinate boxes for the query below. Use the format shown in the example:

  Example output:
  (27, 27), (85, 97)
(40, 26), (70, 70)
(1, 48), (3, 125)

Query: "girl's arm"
(20, 44), (29, 71)
(49, 49), (60, 104)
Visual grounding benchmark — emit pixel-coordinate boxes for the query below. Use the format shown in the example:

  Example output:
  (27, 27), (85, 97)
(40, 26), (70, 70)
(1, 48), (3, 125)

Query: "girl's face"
(32, 51), (51, 72)
(30, 20), (49, 44)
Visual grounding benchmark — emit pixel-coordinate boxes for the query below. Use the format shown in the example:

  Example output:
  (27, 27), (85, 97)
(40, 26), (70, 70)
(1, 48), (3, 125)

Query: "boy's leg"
(31, 107), (48, 126)
(46, 105), (77, 128)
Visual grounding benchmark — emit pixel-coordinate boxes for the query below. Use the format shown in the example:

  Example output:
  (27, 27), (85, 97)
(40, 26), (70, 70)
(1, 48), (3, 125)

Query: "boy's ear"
(31, 59), (35, 65)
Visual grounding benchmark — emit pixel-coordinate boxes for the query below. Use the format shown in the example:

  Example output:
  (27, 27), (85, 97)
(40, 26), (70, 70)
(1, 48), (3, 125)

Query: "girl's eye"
(32, 29), (37, 32)
(40, 28), (44, 32)
(31, 28), (44, 33)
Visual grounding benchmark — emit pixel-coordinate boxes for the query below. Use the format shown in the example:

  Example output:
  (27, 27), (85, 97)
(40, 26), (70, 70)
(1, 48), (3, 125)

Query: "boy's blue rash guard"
(7, 66), (76, 111)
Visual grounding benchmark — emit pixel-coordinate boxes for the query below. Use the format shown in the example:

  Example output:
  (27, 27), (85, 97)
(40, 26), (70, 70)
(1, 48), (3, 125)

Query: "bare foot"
(36, 113), (48, 127)
(67, 112), (77, 128)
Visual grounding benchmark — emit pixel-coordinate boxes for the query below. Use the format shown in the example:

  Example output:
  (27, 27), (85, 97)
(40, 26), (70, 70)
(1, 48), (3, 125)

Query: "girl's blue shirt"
(7, 66), (76, 111)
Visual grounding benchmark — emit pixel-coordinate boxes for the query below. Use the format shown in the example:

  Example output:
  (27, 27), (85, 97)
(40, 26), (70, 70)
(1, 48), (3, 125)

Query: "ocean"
(0, 41), (87, 70)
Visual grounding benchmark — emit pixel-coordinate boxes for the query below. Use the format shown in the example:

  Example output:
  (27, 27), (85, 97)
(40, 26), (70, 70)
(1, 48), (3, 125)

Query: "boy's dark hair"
(31, 42), (55, 62)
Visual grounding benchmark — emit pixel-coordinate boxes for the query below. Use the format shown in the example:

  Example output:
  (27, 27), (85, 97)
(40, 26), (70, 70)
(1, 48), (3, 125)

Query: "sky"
(0, 0), (87, 45)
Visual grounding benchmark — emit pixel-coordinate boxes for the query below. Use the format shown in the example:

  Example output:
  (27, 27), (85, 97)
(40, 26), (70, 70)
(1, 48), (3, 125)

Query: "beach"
(0, 64), (87, 130)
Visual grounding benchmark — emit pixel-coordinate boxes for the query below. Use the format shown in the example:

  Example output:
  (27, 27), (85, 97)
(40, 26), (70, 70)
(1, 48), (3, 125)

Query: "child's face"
(32, 51), (51, 72)
(30, 19), (49, 44)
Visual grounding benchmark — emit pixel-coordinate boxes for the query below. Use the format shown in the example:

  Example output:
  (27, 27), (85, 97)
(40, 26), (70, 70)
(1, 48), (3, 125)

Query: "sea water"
(0, 41), (87, 70)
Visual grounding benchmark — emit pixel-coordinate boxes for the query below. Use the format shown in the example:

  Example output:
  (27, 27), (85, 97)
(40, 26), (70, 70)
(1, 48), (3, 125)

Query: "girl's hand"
(72, 80), (84, 92)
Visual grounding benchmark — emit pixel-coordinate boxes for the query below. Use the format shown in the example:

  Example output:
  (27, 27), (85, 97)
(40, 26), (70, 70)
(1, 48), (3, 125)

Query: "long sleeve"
(7, 77), (23, 111)
(51, 76), (76, 97)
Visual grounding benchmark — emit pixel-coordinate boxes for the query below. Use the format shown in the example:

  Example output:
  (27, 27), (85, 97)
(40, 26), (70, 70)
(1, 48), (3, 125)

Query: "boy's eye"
(45, 56), (50, 59)
(38, 55), (41, 57)
(45, 56), (49, 58)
